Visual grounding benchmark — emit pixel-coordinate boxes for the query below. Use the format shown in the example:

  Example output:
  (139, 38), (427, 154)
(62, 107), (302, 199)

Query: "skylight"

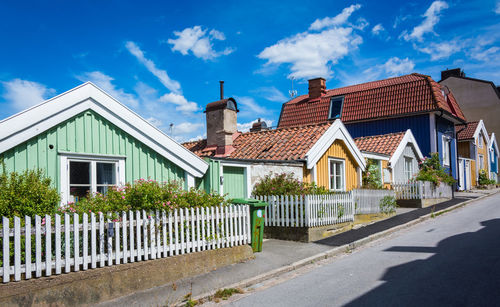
(329, 96), (344, 119)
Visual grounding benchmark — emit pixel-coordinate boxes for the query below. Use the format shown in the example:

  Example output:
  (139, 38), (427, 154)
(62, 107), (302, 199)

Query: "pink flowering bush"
(57, 179), (227, 217)
(416, 153), (455, 185)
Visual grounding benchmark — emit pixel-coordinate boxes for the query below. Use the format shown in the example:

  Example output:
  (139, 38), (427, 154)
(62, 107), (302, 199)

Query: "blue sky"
(1, 0), (499, 142)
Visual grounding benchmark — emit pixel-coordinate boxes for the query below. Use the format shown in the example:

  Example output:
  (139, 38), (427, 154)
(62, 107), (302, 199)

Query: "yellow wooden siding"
(476, 135), (489, 173)
(303, 140), (359, 191)
(471, 160), (477, 186)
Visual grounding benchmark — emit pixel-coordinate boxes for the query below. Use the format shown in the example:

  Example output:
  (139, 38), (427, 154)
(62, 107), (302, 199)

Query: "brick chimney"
(308, 78), (326, 99)
(250, 118), (269, 132)
(441, 68), (464, 81)
(205, 81), (239, 156)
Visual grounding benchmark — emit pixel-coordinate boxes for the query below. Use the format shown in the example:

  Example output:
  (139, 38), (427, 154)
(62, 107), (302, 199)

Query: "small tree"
(362, 159), (383, 189)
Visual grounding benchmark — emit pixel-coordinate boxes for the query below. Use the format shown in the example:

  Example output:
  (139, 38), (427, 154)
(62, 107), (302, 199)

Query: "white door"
(458, 159), (465, 191)
(465, 160), (471, 190)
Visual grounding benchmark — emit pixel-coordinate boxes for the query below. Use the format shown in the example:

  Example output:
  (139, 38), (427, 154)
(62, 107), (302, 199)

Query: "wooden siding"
(393, 144), (420, 183)
(0, 110), (185, 191)
(312, 140), (359, 191)
(457, 141), (471, 158)
(223, 166), (247, 199)
(476, 134), (489, 173)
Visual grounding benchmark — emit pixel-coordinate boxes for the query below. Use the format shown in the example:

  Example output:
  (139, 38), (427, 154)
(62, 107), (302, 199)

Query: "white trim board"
(473, 120), (490, 148)
(489, 133), (499, 155)
(0, 82), (208, 178)
(389, 129), (424, 167)
(305, 119), (366, 171)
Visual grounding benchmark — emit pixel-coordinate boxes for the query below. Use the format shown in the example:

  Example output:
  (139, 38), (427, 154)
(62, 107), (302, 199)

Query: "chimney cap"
(204, 97), (239, 113)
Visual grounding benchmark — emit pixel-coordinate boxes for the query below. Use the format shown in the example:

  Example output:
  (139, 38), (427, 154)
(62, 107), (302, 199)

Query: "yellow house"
(456, 120), (490, 188)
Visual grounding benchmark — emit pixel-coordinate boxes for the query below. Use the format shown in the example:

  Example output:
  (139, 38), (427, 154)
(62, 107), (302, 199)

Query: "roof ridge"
(354, 131), (406, 140)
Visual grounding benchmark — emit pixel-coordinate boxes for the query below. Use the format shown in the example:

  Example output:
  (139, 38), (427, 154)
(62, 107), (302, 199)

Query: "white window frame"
(478, 154), (484, 170)
(478, 134), (483, 149)
(404, 156), (413, 181)
(442, 135), (451, 167)
(60, 152), (126, 204)
(328, 158), (346, 191)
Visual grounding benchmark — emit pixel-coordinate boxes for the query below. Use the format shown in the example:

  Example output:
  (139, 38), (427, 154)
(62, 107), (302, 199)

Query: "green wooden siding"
(196, 158), (221, 194)
(0, 110), (185, 192)
(223, 166), (246, 199)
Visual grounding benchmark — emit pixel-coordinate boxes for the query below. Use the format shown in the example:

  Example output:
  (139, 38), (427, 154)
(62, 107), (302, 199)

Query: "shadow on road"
(344, 218), (500, 307)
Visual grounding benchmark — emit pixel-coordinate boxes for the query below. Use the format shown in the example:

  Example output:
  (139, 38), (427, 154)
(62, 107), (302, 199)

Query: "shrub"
(57, 179), (227, 218)
(416, 153), (455, 186)
(478, 169), (495, 186)
(252, 172), (332, 196)
(362, 159), (383, 189)
(0, 165), (60, 218)
(379, 196), (397, 214)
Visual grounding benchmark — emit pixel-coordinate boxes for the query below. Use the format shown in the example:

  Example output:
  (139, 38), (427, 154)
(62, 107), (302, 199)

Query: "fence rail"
(0, 205), (250, 284)
(256, 193), (354, 228)
(352, 189), (396, 214)
(393, 181), (452, 200)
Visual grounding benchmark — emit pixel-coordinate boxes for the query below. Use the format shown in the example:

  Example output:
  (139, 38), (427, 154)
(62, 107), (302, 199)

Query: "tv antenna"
(169, 123), (174, 136)
(289, 77), (297, 98)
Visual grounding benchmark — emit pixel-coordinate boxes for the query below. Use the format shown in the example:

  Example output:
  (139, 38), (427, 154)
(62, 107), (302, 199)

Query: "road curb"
(186, 190), (499, 305)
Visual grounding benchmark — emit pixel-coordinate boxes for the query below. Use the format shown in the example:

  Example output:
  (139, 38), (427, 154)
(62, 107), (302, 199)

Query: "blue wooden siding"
(491, 147), (498, 174)
(436, 116), (458, 179)
(345, 114), (431, 155)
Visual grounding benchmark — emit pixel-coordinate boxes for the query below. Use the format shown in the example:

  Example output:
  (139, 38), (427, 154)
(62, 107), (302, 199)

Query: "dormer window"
(329, 96), (344, 119)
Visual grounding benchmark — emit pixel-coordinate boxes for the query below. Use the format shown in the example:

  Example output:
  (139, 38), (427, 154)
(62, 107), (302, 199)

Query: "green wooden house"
(0, 82), (208, 204)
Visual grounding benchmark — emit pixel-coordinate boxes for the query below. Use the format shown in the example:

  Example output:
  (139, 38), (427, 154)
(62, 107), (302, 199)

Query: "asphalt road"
(227, 193), (500, 307)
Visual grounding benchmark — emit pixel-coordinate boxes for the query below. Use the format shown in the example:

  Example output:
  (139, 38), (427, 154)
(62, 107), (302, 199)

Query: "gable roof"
(183, 120), (366, 170)
(489, 133), (499, 155)
(456, 120), (489, 144)
(0, 82), (208, 177)
(354, 129), (423, 166)
(278, 73), (466, 128)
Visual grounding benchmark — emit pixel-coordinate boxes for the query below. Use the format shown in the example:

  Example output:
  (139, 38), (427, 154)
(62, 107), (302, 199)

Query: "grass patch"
(213, 288), (244, 301)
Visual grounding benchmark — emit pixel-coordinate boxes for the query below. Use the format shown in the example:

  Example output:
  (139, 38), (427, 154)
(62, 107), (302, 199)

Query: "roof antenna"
(169, 123), (174, 136)
(289, 77), (297, 98)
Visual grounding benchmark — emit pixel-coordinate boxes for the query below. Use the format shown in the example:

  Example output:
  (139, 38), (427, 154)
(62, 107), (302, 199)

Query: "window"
(492, 149), (495, 163)
(478, 134), (483, 148)
(404, 157), (413, 181)
(479, 154), (484, 170)
(442, 136), (451, 166)
(329, 158), (345, 191)
(328, 96), (344, 119)
(61, 154), (125, 204)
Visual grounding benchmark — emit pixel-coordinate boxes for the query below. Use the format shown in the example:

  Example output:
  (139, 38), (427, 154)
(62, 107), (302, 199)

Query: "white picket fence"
(352, 189), (396, 214)
(0, 205), (250, 284)
(393, 181), (453, 200)
(256, 193), (354, 228)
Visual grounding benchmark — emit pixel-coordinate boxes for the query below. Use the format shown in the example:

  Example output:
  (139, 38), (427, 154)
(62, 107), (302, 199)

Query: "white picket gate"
(352, 189), (396, 214)
(393, 181), (452, 200)
(0, 205), (250, 284)
(256, 193), (354, 228)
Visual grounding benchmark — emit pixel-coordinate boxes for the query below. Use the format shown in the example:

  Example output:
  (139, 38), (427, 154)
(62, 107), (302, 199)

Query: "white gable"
(0, 82), (208, 177)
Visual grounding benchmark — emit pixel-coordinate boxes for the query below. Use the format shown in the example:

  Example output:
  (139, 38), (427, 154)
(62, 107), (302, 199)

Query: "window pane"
(70, 161), (90, 184)
(70, 186), (90, 201)
(97, 163), (116, 185)
(97, 186), (110, 194)
(335, 175), (342, 190)
(335, 162), (341, 176)
(329, 97), (343, 119)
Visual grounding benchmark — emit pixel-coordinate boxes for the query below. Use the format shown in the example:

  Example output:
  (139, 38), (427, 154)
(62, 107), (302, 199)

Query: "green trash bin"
(232, 198), (268, 252)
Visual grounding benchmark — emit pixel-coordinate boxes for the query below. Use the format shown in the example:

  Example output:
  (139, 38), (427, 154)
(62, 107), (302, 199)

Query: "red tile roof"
(183, 123), (331, 161)
(278, 73), (466, 128)
(456, 121), (479, 140)
(354, 132), (405, 157)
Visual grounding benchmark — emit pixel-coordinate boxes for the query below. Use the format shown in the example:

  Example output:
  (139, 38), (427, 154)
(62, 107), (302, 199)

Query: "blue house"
(489, 133), (499, 183)
(277, 74), (467, 181)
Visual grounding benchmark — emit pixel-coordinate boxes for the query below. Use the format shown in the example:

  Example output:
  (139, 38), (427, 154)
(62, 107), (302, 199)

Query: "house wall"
(249, 163), (303, 194)
(0, 110), (185, 193)
(345, 114), (431, 155)
(196, 159), (221, 194)
(471, 160), (477, 186)
(393, 144), (420, 183)
(476, 133), (489, 174)
(491, 147), (498, 175)
(436, 116), (458, 179)
(457, 141), (472, 158)
(381, 160), (391, 189)
(305, 139), (359, 191)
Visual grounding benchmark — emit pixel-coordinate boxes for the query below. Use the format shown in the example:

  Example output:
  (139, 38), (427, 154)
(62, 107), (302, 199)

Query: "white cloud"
(1, 79), (55, 111)
(235, 96), (267, 114)
(237, 118), (273, 132)
(309, 4), (361, 30)
(258, 5), (364, 80)
(146, 116), (163, 128)
(469, 46), (500, 61)
(496, 1), (500, 14)
(418, 41), (462, 60)
(125, 41), (181, 93)
(253, 86), (288, 102)
(77, 71), (139, 108)
(159, 92), (199, 114)
(381, 57), (415, 76)
(371, 24), (385, 35)
(166, 26), (234, 60)
(171, 122), (205, 142)
(403, 1), (449, 42)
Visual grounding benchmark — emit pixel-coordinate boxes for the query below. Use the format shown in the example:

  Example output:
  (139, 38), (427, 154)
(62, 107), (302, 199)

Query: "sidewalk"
(99, 189), (499, 307)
